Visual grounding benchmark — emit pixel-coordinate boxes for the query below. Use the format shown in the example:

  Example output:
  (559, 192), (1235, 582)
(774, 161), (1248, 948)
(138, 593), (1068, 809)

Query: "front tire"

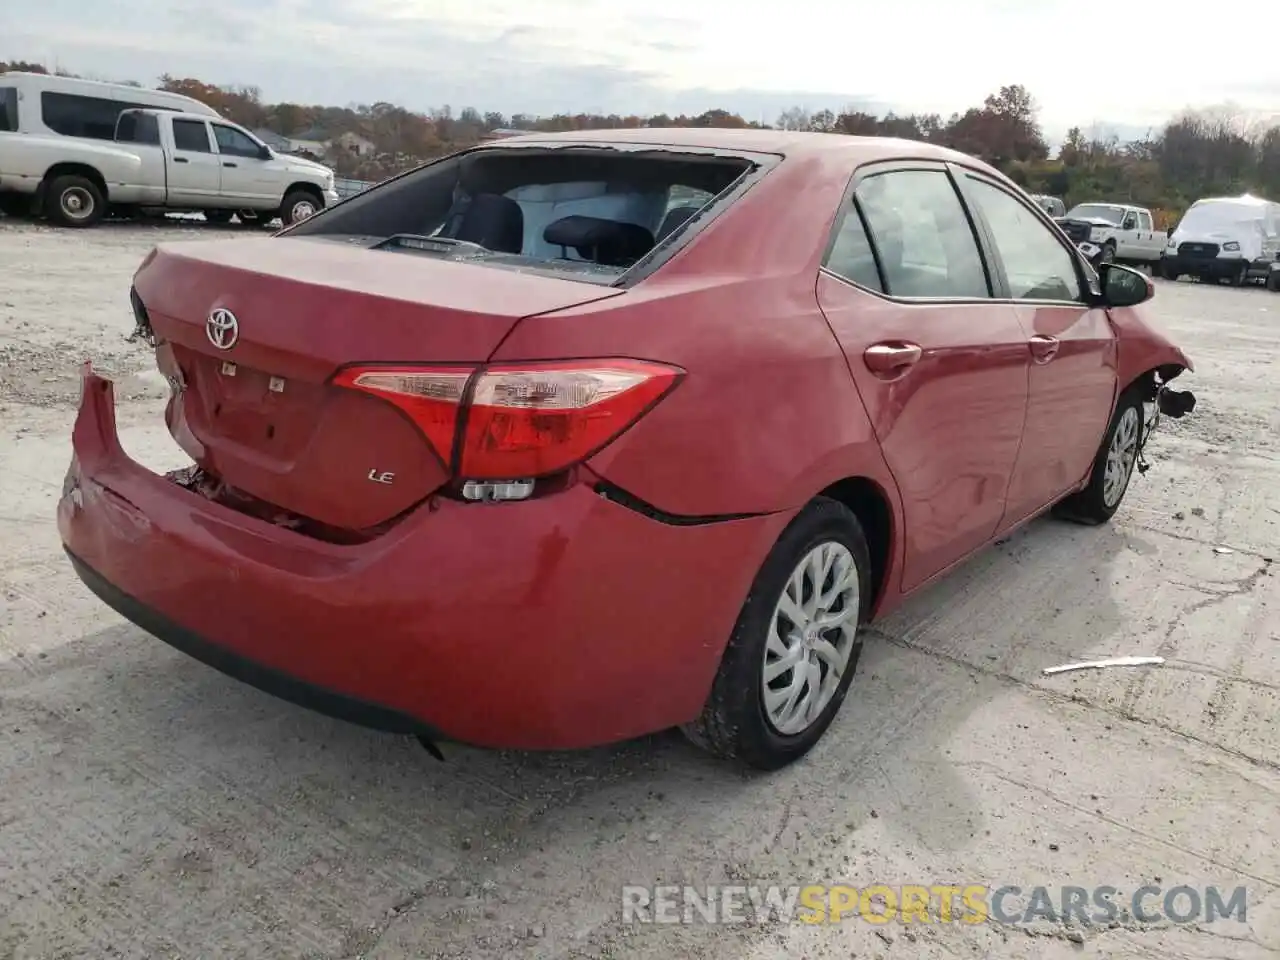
(280, 190), (320, 226)
(682, 498), (872, 770)
(45, 175), (105, 228)
(1162, 259), (1181, 281)
(1055, 389), (1144, 525)
(1099, 243), (1116, 265)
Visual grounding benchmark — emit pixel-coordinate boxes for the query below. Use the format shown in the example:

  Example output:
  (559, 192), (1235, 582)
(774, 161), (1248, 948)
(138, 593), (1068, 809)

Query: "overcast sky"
(7, 0), (1275, 142)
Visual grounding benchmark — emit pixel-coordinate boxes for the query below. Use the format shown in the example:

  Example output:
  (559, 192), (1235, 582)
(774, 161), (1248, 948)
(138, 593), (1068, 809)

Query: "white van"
(1162, 194), (1280, 285)
(1, 72), (337, 226)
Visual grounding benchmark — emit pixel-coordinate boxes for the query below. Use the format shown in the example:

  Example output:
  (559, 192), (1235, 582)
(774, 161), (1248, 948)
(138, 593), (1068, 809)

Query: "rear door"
(211, 122), (278, 204)
(957, 171), (1118, 531)
(1137, 210), (1160, 258)
(816, 161), (1031, 593)
(166, 117), (221, 203)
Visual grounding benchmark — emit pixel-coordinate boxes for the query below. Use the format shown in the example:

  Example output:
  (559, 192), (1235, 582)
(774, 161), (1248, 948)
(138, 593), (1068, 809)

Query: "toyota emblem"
(206, 308), (239, 350)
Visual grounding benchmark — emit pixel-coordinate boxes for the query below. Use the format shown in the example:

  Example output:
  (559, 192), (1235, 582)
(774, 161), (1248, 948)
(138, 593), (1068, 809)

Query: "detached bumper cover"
(57, 368), (791, 749)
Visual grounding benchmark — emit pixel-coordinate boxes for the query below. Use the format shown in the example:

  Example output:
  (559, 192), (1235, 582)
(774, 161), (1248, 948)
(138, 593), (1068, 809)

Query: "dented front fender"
(1108, 303), (1195, 388)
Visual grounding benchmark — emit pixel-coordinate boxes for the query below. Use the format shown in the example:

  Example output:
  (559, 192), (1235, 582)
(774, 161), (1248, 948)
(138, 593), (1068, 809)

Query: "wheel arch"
(40, 162), (108, 199)
(283, 181), (324, 205)
(815, 475), (896, 617)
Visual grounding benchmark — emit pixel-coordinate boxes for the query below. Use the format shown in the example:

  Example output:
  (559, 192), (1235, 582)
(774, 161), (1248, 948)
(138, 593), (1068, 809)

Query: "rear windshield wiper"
(374, 234), (492, 258)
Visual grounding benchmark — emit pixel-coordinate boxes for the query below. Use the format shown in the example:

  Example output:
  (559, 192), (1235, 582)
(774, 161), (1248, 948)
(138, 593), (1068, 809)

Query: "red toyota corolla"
(58, 129), (1196, 770)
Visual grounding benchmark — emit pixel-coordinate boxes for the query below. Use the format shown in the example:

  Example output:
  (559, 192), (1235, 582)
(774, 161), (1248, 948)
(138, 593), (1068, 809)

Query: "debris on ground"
(1043, 656), (1165, 675)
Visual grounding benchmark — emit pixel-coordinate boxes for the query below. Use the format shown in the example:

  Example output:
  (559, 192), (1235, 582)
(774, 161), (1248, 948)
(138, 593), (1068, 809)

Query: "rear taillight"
(334, 359), (682, 480)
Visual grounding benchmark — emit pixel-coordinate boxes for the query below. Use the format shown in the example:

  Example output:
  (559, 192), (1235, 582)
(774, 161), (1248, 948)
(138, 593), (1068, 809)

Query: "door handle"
(173, 157), (189, 163)
(863, 342), (923, 378)
(1028, 334), (1060, 363)
(223, 162), (237, 168)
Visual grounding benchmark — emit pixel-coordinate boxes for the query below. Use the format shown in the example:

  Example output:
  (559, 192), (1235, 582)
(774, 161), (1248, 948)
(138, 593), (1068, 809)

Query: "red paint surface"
(59, 131), (1194, 749)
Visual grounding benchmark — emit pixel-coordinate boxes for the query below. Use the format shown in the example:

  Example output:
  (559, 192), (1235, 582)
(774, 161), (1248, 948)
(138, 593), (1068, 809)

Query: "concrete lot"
(1, 220), (1277, 960)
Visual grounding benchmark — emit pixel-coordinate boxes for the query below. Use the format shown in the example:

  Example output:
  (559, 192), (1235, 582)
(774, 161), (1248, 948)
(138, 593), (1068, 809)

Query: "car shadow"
(0, 513), (1132, 958)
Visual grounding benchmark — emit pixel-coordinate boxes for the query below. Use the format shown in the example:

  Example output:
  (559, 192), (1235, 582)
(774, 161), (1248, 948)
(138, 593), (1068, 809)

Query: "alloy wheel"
(762, 541), (860, 736)
(1103, 406), (1140, 508)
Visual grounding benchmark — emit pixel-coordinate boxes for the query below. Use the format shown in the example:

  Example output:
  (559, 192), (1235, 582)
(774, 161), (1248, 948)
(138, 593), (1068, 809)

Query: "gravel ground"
(1, 219), (1278, 960)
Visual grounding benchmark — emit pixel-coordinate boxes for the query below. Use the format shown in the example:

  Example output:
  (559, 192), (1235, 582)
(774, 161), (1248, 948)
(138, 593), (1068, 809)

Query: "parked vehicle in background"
(0, 72), (337, 226)
(1162, 194), (1280, 285)
(59, 130), (1195, 771)
(1269, 262), (1280, 291)
(1029, 194), (1065, 217)
(1054, 202), (1164, 267)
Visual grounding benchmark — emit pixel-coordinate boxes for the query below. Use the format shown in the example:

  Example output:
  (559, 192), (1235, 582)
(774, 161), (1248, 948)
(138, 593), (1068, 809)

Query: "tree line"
(5, 59), (1278, 225)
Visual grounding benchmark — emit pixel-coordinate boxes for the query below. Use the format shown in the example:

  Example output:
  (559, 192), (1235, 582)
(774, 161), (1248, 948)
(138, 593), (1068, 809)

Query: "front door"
(956, 173), (1119, 531)
(816, 163), (1031, 593)
(167, 118), (221, 203)
(211, 123), (279, 205)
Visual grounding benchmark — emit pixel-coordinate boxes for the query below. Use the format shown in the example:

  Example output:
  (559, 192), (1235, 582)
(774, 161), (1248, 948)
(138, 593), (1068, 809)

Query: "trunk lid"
(134, 236), (624, 532)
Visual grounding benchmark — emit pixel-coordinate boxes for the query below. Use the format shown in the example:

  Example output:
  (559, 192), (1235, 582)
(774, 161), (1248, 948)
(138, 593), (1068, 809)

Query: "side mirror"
(1098, 262), (1153, 308)
(1122, 218), (1137, 230)
(1166, 227), (1175, 238)
(259, 145), (272, 160)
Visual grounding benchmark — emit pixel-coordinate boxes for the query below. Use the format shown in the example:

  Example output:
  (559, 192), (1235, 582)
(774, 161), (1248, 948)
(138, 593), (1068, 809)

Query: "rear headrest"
(453, 193), (525, 254)
(656, 205), (700, 241)
(543, 215), (655, 267)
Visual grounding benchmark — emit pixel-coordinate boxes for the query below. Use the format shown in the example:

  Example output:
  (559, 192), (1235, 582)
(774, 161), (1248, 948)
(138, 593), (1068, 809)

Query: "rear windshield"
(0, 86), (16, 132)
(288, 145), (759, 283)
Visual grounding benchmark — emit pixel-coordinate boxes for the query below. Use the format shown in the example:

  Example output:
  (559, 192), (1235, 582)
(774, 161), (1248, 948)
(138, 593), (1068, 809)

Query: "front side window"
(853, 169), (990, 299)
(213, 124), (263, 159)
(0, 86), (16, 132)
(964, 177), (1083, 302)
(172, 119), (212, 153)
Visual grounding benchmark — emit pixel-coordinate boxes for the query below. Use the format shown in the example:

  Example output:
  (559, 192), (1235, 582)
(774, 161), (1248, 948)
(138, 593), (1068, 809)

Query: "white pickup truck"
(1053, 203), (1164, 267)
(1, 105), (338, 228)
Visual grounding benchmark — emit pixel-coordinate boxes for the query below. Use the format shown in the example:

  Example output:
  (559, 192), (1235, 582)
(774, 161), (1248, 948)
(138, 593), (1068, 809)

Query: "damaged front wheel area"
(1055, 389), (1147, 525)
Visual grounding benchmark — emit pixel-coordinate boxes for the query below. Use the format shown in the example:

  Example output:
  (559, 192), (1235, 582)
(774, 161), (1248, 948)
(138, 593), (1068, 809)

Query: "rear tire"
(1055, 389), (1145, 526)
(45, 175), (105, 228)
(682, 498), (872, 771)
(280, 189), (320, 226)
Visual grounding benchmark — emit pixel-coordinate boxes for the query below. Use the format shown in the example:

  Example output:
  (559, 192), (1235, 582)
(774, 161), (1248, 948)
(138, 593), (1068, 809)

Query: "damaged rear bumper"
(56, 365), (788, 750)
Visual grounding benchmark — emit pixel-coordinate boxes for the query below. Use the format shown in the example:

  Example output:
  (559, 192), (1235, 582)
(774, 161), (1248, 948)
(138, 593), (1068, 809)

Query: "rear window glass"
(115, 111), (160, 145)
(0, 86), (16, 132)
(291, 147), (758, 283)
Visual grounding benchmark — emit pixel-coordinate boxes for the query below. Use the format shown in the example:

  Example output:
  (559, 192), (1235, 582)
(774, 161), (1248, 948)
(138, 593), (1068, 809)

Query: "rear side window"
(115, 111), (160, 145)
(854, 170), (990, 299)
(40, 91), (152, 140)
(824, 204), (883, 292)
(172, 119), (212, 153)
(0, 86), (16, 132)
